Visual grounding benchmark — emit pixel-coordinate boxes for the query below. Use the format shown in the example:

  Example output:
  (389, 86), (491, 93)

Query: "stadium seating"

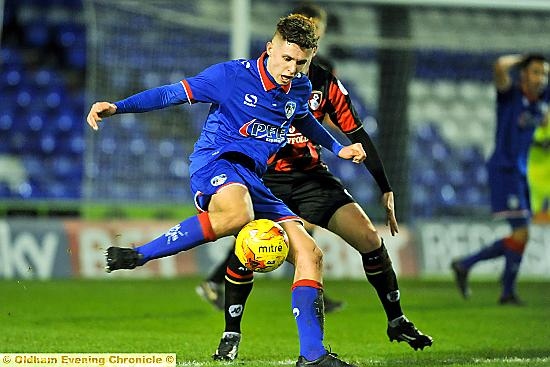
(0, 0), (84, 199)
(0, 0), (496, 219)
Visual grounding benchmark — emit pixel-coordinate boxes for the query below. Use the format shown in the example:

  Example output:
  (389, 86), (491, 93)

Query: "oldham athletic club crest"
(285, 101), (296, 119)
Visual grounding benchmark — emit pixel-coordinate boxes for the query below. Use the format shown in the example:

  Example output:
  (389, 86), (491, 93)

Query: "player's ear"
(312, 46), (318, 57)
(266, 41), (273, 56)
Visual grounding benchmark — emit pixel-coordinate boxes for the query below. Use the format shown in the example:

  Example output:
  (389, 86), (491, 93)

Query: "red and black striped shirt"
(267, 60), (363, 173)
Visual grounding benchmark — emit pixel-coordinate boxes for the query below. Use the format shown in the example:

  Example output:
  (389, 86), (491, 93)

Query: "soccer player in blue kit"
(452, 54), (549, 305)
(87, 14), (364, 367)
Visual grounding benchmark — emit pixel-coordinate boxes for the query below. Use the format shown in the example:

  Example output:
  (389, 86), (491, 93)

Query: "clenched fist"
(337, 143), (366, 164)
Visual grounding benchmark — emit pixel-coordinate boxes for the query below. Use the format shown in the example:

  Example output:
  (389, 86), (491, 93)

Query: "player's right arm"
(87, 102), (117, 130)
(86, 82), (189, 130)
(494, 54), (523, 92)
(86, 62), (235, 131)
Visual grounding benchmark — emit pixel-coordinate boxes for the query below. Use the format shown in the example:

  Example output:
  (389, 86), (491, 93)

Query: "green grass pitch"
(1, 277), (549, 366)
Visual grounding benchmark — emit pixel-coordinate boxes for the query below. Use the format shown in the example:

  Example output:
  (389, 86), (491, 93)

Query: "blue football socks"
(136, 212), (216, 263)
(461, 239), (505, 269)
(502, 249), (522, 297)
(292, 281), (325, 361)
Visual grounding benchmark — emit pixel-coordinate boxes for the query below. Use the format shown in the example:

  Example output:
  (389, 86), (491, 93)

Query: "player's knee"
(312, 244), (323, 269)
(349, 228), (381, 253)
(290, 241), (323, 271)
(504, 236), (527, 254)
(363, 231), (382, 252)
(517, 231), (529, 244)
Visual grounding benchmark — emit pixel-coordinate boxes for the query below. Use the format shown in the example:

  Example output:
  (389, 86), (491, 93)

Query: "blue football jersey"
(182, 52), (312, 176)
(489, 83), (549, 174)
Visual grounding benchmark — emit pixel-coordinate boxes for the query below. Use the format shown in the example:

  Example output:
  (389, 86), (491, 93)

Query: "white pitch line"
(474, 357), (550, 364)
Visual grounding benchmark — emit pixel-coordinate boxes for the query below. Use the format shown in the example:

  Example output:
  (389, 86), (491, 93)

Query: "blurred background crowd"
(1, 0), (549, 224)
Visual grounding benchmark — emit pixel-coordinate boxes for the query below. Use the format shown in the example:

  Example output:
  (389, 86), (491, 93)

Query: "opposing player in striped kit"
(209, 4), (433, 364)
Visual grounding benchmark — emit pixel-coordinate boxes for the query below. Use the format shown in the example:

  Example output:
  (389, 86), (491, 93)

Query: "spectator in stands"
(209, 3), (432, 362)
(527, 121), (550, 223)
(452, 54), (550, 305)
(87, 13), (365, 367)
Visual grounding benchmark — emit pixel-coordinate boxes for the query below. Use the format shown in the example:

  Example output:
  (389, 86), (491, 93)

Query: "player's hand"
(86, 102), (117, 131)
(338, 143), (366, 163)
(382, 191), (399, 236)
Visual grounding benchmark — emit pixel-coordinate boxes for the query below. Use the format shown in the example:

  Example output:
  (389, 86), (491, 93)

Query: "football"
(235, 219), (290, 273)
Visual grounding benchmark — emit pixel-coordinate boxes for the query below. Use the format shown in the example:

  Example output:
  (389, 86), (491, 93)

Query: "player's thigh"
(208, 184), (252, 213)
(328, 202), (381, 252)
(290, 170), (355, 228)
(192, 159), (255, 234)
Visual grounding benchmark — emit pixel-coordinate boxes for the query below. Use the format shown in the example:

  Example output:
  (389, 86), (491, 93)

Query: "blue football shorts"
(488, 164), (531, 225)
(190, 155), (299, 223)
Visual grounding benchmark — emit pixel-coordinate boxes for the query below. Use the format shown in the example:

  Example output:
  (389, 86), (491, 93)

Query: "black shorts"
(263, 168), (355, 228)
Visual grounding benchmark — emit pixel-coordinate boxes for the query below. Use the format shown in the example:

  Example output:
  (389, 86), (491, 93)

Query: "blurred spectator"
(528, 121), (550, 223)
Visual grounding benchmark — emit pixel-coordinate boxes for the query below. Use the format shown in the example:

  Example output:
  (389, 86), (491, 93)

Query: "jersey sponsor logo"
(239, 119), (286, 143)
(210, 173), (228, 187)
(309, 91), (322, 111)
(285, 101), (297, 119)
(243, 93), (258, 107)
(286, 125), (309, 144)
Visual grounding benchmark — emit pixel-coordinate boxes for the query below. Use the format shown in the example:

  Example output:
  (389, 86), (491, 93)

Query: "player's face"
(521, 60), (549, 96)
(266, 34), (315, 85)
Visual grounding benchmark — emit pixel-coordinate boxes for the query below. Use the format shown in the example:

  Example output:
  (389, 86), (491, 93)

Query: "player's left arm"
(292, 111), (365, 163)
(324, 73), (398, 234)
(323, 72), (393, 191)
(347, 128), (398, 234)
